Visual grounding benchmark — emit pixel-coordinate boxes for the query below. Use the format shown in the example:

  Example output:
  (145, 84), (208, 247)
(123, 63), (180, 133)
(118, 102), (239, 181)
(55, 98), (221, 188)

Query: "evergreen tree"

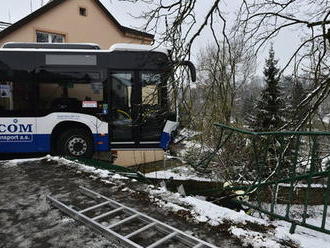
(248, 47), (291, 180)
(250, 46), (285, 131)
(283, 77), (309, 128)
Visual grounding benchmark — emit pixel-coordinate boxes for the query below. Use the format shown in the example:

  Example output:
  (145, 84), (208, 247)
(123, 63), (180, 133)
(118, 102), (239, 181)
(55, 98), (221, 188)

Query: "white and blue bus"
(0, 42), (196, 157)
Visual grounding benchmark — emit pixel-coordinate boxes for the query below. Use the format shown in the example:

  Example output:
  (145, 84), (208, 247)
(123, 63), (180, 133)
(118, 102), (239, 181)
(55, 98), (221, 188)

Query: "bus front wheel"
(57, 129), (94, 158)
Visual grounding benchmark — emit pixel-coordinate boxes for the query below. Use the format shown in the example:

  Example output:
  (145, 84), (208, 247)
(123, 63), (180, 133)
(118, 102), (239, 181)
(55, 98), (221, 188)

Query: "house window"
(36, 31), (65, 43)
(79, 7), (87, 16)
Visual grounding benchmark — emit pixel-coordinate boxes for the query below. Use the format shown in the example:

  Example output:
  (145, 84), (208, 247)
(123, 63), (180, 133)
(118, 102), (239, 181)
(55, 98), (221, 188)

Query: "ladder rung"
(147, 232), (177, 248)
(125, 222), (157, 238)
(92, 206), (125, 221)
(107, 214), (140, 229)
(79, 201), (110, 213)
(193, 244), (203, 248)
(50, 187), (220, 248)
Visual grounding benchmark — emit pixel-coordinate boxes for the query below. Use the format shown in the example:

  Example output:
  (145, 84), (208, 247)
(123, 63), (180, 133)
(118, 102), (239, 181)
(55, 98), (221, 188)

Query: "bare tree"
(236, 0), (330, 129)
(122, 0), (330, 129)
(193, 38), (255, 129)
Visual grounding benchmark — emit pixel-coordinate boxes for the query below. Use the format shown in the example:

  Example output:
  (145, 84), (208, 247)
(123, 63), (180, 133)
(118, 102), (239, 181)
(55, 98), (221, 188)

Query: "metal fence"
(214, 123), (330, 235)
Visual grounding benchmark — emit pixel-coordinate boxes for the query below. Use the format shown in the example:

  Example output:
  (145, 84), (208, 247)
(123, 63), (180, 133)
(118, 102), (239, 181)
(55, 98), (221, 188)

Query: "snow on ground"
(145, 164), (217, 181)
(265, 204), (330, 244)
(274, 220), (330, 248)
(2, 156), (330, 248)
(148, 186), (266, 226)
(322, 114), (330, 124)
(266, 204), (330, 248)
(0, 156), (127, 248)
(1, 156), (238, 248)
(49, 155), (130, 181)
(174, 128), (200, 143)
(322, 155), (330, 169)
(1, 155), (130, 185)
(278, 183), (327, 188)
(174, 128), (211, 159)
(229, 227), (281, 248)
(146, 185), (330, 248)
(3, 156), (47, 167)
(147, 185), (286, 247)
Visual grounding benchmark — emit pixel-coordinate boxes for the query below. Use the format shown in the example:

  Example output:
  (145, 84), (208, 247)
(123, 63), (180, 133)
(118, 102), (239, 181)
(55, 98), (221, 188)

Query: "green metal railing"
(212, 124), (330, 235)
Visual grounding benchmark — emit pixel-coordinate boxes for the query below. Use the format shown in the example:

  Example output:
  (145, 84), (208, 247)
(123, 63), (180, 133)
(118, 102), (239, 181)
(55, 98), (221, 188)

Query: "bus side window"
(111, 73), (132, 115)
(37, 70), (104, 114)
(110, 72), (134, 142)
(139, 72), (166, 141)
(0, 82), (12, 112)
(140, 72), (163, 120)
(0, 81), (37, 116)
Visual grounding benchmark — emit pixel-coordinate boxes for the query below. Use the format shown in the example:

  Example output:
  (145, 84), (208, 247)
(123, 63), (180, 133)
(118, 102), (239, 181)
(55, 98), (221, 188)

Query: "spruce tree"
(250, 46), (285, 131)
(288, 80), (309, 128)
(247, 47), (290, 180)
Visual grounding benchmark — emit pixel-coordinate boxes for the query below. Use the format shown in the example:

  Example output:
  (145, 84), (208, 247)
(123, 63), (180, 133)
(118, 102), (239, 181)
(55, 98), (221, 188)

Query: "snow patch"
(230, 227), (281, 248)
(2, 155), (51, 167)
(147, 185), (330, 248)
(145, 165), (215, 182)
(112, 174), (129, 180)
(148, 186), (267, 226)
(54, 157), (130, 181)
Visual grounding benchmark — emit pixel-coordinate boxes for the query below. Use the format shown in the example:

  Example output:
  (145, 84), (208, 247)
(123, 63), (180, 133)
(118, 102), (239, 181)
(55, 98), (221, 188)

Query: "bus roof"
(109, 43), (168, 55)
(0, 42), (169, 55)
(2, 42), (101, 50)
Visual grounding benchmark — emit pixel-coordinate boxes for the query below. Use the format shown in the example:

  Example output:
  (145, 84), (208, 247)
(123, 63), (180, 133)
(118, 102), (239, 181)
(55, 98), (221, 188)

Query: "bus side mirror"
(174, 61), (196, 82)
(183, 61), (196, 82)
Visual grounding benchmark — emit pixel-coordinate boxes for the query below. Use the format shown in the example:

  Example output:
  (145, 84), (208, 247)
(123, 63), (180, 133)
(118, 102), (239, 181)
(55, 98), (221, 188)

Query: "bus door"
(138, 71), (166, 147)
(109, 71), (166, 148)
(109, 72), (138, 148)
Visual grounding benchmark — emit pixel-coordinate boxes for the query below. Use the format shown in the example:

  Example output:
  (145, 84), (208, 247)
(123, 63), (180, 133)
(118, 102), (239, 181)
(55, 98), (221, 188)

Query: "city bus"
(0, 42), (196, 158)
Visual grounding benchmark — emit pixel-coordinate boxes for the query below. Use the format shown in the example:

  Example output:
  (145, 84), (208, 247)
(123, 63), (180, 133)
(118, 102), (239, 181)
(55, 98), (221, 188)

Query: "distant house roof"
(0, 21), (11, 32)
(0, 0), (154, 40)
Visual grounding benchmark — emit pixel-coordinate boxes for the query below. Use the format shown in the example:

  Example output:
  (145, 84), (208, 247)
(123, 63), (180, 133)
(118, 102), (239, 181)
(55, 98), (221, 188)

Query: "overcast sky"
(0, 0), (301, 76)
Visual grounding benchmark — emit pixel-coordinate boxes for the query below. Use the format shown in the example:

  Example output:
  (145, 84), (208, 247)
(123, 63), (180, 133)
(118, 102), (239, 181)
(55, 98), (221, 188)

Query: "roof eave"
(0, 0), (66, 40)
(94, 0), (154, 40)
(121, 26), (154, 40)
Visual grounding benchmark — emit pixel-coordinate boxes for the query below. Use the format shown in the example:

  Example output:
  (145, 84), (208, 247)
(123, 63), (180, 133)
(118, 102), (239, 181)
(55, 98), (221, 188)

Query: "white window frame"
(36, 31), (65, 43)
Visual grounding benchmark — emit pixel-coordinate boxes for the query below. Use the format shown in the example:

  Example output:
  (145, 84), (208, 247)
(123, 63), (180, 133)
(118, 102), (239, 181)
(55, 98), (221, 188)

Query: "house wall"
(0, 0), (152, 48)
(95, 150), (165, 167)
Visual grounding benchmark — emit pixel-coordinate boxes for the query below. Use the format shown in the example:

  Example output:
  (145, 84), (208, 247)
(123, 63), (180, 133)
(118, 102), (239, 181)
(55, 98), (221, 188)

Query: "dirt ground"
(0, 157), (240, 248)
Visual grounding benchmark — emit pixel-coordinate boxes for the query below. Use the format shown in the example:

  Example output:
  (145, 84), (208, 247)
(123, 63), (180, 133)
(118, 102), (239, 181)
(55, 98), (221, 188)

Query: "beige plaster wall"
(94, 150), (164, 167)
(0, 0), (151, 49)
(115, 150), (164, 167)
